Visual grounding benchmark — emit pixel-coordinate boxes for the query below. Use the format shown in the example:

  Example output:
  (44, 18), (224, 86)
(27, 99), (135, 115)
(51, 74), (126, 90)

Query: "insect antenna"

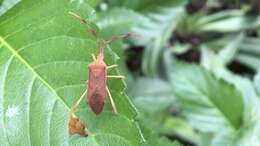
(68, 11), (138, 61)
(97, 33), (137, 59)
(68, 11), (103, 59)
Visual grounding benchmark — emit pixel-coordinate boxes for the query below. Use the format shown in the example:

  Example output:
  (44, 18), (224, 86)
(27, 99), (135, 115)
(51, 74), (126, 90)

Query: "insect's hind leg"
(106, 86), (118, 114)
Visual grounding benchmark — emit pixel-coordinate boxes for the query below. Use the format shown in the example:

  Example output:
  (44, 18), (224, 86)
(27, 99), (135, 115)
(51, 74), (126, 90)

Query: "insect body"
(68, 11), (131, 136)
(68, 11), (128, 117)
(87, 58), (107, 114)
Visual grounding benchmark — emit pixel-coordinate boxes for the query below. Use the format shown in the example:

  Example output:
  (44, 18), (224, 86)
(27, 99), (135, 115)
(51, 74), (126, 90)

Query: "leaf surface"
(0, 0), (143, 145)
(170, 62), (244, 132)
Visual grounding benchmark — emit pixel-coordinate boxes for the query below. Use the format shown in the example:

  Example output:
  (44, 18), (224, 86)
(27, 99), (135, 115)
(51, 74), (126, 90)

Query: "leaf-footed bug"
(68, 11), (133, 136)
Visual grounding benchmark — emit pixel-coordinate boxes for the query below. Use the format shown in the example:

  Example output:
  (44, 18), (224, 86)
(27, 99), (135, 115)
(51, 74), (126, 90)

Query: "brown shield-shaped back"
(87, 61), (107, 114)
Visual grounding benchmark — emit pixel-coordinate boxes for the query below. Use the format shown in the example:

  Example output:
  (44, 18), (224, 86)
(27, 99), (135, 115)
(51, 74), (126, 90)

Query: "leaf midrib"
(0, 37), (70, 111)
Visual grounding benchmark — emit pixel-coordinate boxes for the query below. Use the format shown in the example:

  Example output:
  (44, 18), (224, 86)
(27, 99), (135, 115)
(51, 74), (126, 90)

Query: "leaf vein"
(33, 60), (88, 70)
(48, 99), (57, 146)
(0, 37), (70, 112)
(27, 77), (36, 146)
(0, 56), (13, 146)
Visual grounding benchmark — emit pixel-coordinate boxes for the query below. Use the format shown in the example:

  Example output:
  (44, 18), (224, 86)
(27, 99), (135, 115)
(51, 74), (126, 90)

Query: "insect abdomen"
(87, 62), (107, 114)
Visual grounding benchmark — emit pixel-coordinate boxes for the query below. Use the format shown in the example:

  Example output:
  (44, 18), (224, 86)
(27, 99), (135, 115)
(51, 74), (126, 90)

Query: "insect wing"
(87, 63), (107, 114)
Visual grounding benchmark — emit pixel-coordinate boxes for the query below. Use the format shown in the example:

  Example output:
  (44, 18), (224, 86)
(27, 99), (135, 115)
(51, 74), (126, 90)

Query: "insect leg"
(105, 33), (132, 44)
(91, 54), (97, 61)
(107, 64), (118, 69)
(70, 83), (88, 116)
(106, 86), (118, 114)
(107, 75), (125, 80)
(69, 81), (89, 136)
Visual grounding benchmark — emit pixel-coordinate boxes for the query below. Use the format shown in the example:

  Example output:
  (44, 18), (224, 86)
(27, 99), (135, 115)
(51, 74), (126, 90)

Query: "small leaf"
(198, 10), (260, 32)
(128, 77), (175, 112)
(218, 33), (244, 65)
(170, 62), (244, 132)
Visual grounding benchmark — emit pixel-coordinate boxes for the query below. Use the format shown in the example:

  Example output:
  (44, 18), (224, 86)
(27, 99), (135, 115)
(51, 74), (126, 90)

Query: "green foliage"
(0, 0), (145, 145)
(72, 108), (144, 146)
(96, 0), (260, 145)
(0, 0), (20, 15)
(97, 0), (188, 77)
(255, 70), (260, 95)
(1, 0), (260, 145)
(171, 62), (244, 131)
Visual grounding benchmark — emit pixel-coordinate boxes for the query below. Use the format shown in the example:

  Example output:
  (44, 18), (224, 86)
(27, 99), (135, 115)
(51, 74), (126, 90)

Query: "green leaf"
(201, 48), (259, 128)
(163, 117), (199, 145)
(70, 134), (132, 146)
(0, 0), (144, 145)
(138, 1), (187, 76)
(96, 8), (144, 36)
(235, 37), (260, 70)
(230, 99), (260, 146)
(230, 121), (260, 146)
(107, 0), (187, 13)
(104, 1), (188, 77)
(200, 34), (245, 70)
(139, 124), (183, 146)
(236, 54), (260, 70)
(218, 33), (244, 65)
(74, 108), (145, 146)
(198, 10), (260, 32)
(0, 0), (20, 16)
(128, 78), (175, 136)
(239, 37), (260, 56)
(170, 62), (244, 132)
(95, 8), (148, 76)
(254, 70), (260, 95)
(85, 0), (100, 8)
(128, 78), (175, 112)
(98, 1), (188, 77)
(171, 43), (191, 54)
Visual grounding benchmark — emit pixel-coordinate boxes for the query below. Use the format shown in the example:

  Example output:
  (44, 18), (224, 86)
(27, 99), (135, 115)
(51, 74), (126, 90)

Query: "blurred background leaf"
(93, 0), (260, 145)
(1, 0), (260, 145)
